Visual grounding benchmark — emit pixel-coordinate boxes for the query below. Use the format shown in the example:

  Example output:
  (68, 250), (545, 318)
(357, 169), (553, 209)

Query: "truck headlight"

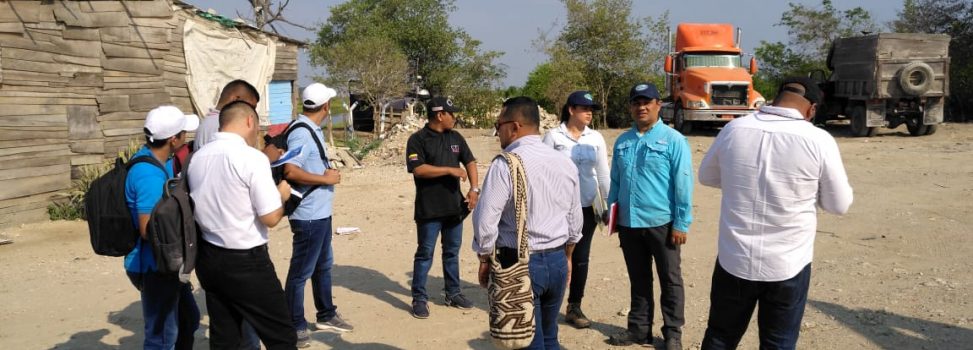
(687, 100), (709, 109)
(753, 98), (766, 108)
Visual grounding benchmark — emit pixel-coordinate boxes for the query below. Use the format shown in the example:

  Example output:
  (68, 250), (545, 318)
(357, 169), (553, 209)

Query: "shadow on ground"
(810, 300), (973, 349)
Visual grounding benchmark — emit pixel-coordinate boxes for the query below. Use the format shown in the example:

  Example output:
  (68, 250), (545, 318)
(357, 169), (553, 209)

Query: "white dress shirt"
(189, 132), (282, 249)
(698, 105), (853, 282)
(542, 123), (611, 207)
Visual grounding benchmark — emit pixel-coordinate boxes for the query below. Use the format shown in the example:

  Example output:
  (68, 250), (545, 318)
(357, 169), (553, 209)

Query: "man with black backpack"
(189, 101), (296, 349)
(124, 105), (201, 350)
(281, 83), (352, 347)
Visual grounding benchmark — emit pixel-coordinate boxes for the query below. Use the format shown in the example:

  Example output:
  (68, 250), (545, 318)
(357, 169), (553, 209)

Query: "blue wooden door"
(268, 80), (293, 124)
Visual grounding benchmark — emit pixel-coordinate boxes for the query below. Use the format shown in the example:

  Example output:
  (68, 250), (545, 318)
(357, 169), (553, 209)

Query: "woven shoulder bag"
(487, 152), (535, 349)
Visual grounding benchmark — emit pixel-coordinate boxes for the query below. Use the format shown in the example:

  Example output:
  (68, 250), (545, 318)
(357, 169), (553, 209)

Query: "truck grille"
(711, 85), (748, 106)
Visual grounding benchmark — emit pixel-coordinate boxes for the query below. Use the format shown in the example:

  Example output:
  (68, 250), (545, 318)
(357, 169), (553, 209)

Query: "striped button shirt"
(472, 135), (583, 255)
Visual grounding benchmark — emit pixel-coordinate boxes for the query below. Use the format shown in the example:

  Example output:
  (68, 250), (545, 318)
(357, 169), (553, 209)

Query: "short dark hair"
(218, 79), (260, 106)
(143, 128), (183, 148)
(219, 100), (257, 129)
(501, 96), (540, 127)
(303, 104), (324, 114)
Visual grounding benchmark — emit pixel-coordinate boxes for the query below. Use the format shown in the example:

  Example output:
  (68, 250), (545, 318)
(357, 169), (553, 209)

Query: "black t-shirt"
(406, 125), (475, 221)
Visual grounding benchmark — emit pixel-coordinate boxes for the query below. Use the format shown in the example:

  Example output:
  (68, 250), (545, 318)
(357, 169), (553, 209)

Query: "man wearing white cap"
(124, 105), (200, 349)
(282, 83), (353, 347)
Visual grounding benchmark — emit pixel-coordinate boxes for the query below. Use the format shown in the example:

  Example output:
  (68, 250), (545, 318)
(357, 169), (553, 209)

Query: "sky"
(185, 0), (902, 88)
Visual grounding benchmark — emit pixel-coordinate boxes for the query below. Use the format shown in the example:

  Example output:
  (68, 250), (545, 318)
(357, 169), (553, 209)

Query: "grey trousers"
(618, 223), (685, 341)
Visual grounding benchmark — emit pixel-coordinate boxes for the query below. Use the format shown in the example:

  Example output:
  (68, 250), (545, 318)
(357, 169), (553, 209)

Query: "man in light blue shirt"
(282, 83), (352, 347)
(607, 83), (693, 350)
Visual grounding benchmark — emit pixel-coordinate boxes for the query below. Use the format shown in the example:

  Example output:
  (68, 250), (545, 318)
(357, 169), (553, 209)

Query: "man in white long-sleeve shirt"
(697, 77), (853, 350)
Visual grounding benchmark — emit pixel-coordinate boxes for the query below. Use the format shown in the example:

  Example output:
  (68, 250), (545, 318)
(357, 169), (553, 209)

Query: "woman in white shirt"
(542, 90), (611, 329)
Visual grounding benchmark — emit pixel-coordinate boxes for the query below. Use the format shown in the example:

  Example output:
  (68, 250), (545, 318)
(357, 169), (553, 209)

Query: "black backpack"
(146, 155), (198, 280)
(86, 156), (165, 257)
(263, 120), (329, 215)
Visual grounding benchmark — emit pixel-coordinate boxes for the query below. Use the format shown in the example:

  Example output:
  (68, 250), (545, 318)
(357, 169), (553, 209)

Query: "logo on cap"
(584, 93), (593, 101)
(635, 84), (648, 91)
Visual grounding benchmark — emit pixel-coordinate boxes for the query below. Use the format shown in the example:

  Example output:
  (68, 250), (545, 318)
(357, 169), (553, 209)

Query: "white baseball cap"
(302, 83), (337, 109)
(144, 105), (200, 142)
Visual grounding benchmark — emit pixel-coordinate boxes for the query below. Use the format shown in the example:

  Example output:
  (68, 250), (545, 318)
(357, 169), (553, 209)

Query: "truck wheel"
(898, 62), (935, 96)
(849, 104), (877, 137)
(906, 117), (929, 136)
(673, 106), (693, 135)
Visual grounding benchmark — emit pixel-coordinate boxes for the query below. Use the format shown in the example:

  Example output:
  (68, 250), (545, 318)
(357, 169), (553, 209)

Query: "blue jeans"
(701, 261), (812, 350)
(411, 218), (463, 302)
(528, 250), (568, 350)
(140, 272), (200, 350)
(285, 217), (337, 331)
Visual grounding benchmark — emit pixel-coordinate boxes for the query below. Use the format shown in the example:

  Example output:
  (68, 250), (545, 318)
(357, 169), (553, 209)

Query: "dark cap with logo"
(426, 96), (460, 116)
(778, 76), (823, 105)
(629, 83), (661, 101)
(566, 90), (602, 110)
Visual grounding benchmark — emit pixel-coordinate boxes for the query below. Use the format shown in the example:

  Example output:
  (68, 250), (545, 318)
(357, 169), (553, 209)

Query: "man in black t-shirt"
(405, 96), (479, 319)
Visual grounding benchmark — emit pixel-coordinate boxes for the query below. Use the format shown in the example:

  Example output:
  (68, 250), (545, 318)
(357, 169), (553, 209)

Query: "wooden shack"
(0, 0), (304, 227)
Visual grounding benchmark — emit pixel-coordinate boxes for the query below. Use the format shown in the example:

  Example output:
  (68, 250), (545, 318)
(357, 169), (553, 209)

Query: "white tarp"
(183, 18), (276, 125)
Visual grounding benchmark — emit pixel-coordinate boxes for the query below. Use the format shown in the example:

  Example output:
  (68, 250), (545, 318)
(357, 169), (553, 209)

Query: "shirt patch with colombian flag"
(408, 153), (419, 162)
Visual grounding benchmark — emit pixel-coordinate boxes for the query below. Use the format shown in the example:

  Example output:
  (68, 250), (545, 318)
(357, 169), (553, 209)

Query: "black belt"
(201, 240), (267, 254)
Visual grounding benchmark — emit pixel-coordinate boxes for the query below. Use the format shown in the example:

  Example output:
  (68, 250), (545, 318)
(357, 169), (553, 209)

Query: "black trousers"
(618, 224), (685, 341)
(701, 261), (812, 350)
(196, 241), (297, 350)
(567, 206), (597, 303)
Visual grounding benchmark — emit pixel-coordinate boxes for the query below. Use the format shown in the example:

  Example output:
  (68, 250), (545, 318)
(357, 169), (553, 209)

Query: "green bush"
(343, 137), (383, 159)
(48, 139), (143, 221)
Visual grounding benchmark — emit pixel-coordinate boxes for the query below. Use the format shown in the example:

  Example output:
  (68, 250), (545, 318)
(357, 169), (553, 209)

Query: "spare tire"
(898, 61), (935, 96)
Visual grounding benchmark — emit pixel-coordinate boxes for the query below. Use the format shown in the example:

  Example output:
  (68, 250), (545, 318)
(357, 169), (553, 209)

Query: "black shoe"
(411, 301), (430, 319)
(565, 303), (591, 328)
(665, 337), (682, 350)
(444, 294), (474, 310)
(607, 331), (651, 347)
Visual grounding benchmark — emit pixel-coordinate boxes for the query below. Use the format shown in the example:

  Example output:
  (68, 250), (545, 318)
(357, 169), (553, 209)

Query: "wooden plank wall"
(0, 0), (300, 227)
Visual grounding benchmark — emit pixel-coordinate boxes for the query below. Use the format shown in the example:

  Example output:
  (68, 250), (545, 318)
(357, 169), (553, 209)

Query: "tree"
(755, 0), (876, 99)
(242, 0), (313, 33)
(539, 0), (668, 127)
(311, 35), (410, 126)
(891, 0), (973, 120)
(312, 0), (505, 124)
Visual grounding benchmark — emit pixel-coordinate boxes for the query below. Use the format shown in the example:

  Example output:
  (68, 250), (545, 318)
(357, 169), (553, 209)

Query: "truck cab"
(661, 23), (764, 134)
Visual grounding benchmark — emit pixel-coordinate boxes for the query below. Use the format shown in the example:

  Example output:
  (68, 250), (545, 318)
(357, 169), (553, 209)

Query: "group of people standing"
(120, 75), (852, 350)
(411, 78), (851, 350)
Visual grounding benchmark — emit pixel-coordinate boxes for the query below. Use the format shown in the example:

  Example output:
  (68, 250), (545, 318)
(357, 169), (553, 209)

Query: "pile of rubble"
(484, 106), (560, 132)
(362, 112), (427, 167)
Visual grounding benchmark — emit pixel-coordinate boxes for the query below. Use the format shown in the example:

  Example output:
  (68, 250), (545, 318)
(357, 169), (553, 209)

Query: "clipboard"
(605, 202), (619, 236)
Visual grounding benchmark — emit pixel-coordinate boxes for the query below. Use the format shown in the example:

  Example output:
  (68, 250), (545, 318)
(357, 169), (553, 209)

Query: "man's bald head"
(217, 80), (260, 109)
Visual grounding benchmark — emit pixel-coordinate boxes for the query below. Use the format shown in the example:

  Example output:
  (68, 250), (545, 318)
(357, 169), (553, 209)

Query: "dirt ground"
(1, 122), (972, 350)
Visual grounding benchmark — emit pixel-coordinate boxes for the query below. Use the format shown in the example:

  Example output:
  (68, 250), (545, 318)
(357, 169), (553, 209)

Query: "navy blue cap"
(629, 83), (661, 101)
(566, 90), (602, 110)
(426, 96), (460, 115)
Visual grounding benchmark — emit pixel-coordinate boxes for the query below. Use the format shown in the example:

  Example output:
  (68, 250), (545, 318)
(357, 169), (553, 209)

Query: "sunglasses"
(494, 120), (517, 131)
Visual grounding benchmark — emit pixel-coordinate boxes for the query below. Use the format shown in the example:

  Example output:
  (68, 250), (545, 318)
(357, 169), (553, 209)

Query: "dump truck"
(811, 33), (950, 137)
(661, 23), (764, 134)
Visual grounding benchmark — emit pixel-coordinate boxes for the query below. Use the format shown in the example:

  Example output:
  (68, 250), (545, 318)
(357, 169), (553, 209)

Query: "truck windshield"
(685, 54), (742, 68)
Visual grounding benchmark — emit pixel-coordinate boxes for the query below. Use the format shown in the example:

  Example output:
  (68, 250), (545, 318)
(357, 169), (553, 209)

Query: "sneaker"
(315, 314), (354, 333)
(607, 331), (651, 347)
(664, 337), (682, 350)
(444, 294), (474, 310)
(565, 303), (592, 329)
(296, 328), (311, 348)
(411, 300), (430, 319)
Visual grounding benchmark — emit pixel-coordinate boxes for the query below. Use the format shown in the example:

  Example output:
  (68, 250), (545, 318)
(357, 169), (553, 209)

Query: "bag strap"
(127, 155), (168, 179)
(284, 121), (330, 197)
(492, 152), (530, 263)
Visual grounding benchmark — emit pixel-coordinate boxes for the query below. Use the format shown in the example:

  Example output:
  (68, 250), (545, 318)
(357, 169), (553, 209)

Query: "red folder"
(606, 203), (619, 236)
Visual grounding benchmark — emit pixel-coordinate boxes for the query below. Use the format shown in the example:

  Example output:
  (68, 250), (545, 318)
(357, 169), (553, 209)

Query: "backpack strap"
(283, 120), (331, 198)
(126, 155), (168, 179)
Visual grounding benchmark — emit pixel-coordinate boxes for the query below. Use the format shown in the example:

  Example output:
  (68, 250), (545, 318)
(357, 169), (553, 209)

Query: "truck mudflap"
(661, 103), (755, 122)
(924, 97), (945, 125)
(866, 102), (887, 128)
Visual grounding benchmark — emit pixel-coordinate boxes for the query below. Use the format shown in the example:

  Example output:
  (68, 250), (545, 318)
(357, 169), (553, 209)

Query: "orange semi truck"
(661, 23), (764, 134)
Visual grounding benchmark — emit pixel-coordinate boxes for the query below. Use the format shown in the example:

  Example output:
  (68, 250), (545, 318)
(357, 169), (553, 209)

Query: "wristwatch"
(471, 187), (480, 193)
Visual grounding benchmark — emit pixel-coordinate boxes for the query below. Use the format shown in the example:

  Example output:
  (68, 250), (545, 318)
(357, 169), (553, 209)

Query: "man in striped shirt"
(473, 96), (583, 349)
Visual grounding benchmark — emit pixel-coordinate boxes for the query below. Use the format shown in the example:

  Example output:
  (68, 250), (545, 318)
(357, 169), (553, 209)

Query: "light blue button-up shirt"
(607, 120), (694, 232)
(286, 115), (334, 220)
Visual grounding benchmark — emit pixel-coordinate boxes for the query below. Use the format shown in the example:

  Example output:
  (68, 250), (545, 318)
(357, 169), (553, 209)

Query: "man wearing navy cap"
(698, 78), (852, 349)
(607, 83), (694, 350)
(405, 96), (479, 319)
